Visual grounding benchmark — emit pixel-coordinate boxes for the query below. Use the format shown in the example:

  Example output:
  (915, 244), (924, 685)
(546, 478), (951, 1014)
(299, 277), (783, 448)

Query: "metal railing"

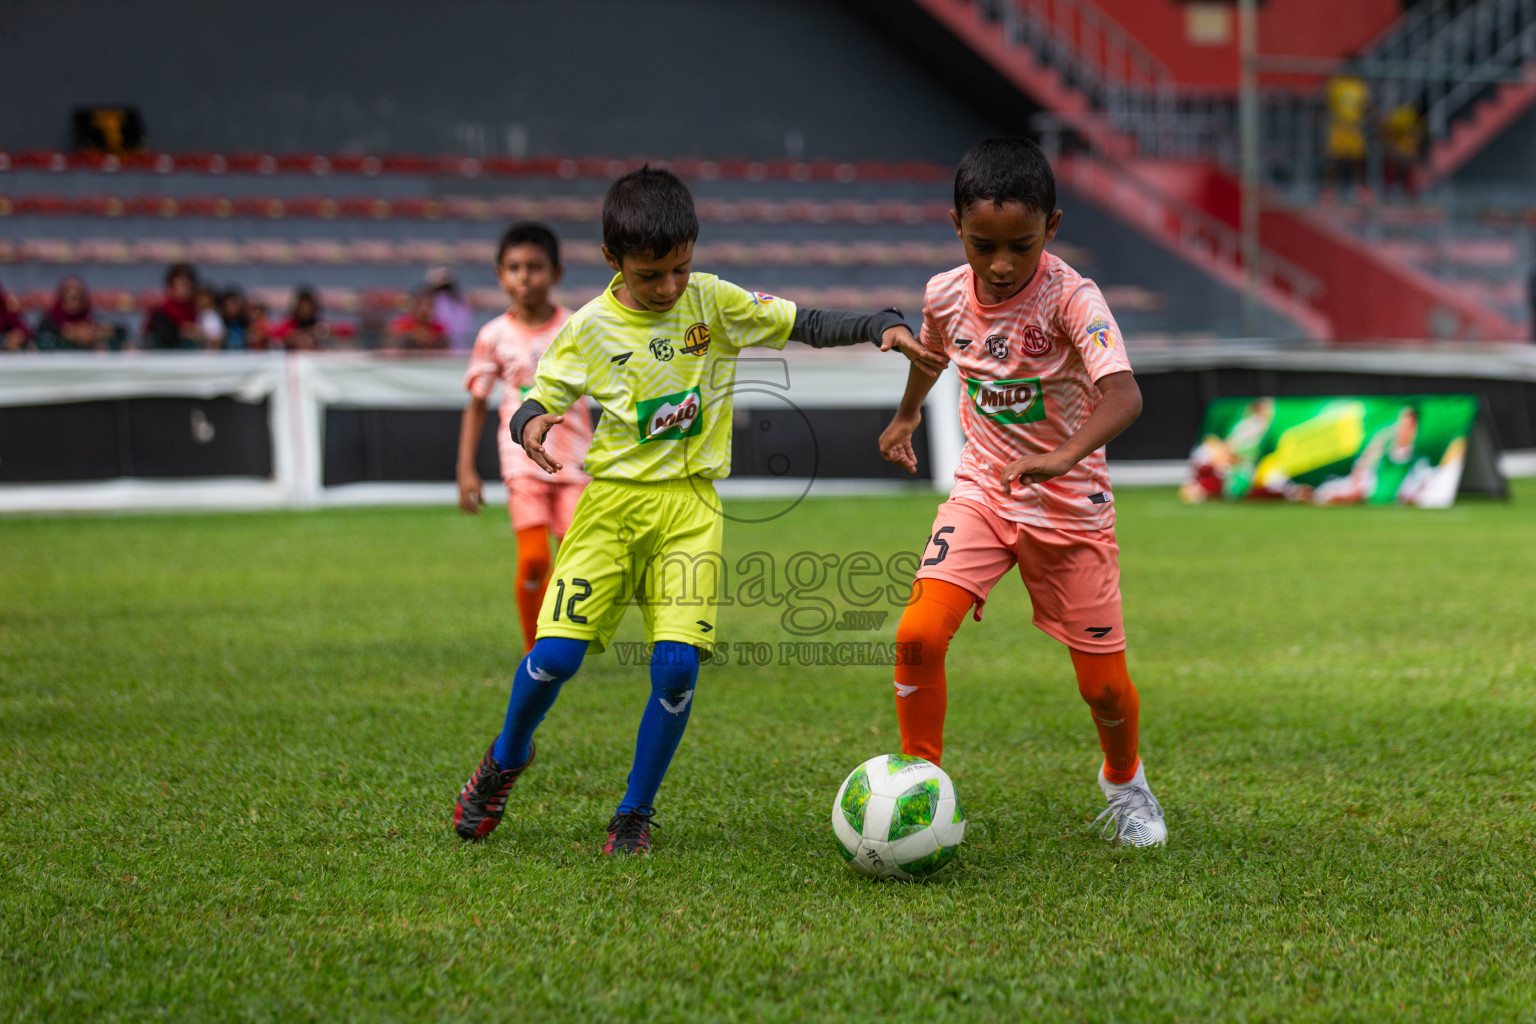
(956, 0), (1536, 187)
(1034, 113), (1323, 309)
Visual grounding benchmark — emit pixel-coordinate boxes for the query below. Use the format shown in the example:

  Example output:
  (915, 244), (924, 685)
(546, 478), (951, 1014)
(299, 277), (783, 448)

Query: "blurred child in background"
(456, 223), (593, 653)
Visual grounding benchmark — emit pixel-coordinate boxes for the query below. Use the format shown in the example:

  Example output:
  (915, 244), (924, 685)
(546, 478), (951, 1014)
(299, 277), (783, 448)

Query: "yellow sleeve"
(711, 277), (798, 351)
(526, 319), (587, 413)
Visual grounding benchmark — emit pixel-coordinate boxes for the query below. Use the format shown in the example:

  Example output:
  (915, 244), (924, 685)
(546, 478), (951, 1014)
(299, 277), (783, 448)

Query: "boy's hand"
(456, 467), (484, 514)
(880, 325), (948, 378)
(1000, 450), (1077, 493)
(522, 413), (565, 474)
(879, 412), (922, 474)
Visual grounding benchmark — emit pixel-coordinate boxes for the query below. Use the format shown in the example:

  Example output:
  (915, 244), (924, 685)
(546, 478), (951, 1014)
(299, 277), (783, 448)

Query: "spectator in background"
(1, 281), (33, 352)
(246, 300), (273, 351)
(1381, 103), (1424, 198)
(271, 287), (331, 350)
(219, 288), (250, 350)
(143, 263), (207, 348)
(36, 275), (120, 350)
(426, 266), (475, 350)
(195, 284), (224, 349)
(386, 288), (449, 350)
(1325, 72), (1371, 201)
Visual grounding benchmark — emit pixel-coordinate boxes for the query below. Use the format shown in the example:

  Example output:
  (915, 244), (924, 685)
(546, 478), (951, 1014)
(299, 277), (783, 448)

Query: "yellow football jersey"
(528, 273), (797, 481)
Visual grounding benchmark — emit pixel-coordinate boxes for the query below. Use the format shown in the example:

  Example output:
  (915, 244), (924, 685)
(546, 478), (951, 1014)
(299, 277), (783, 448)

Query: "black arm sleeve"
(788, 307), (907, 349)
(507, 398), (549, 446)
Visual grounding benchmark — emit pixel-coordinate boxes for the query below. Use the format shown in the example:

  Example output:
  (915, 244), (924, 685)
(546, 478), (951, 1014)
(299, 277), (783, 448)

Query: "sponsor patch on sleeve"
(1086, 316), (1116, 351)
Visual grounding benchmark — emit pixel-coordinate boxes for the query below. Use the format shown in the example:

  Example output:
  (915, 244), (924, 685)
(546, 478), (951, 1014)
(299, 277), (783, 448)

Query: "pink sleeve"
(462, 326), (500, 399)
(1057, 280), (1132, 382)
(919, 279), (947, 353)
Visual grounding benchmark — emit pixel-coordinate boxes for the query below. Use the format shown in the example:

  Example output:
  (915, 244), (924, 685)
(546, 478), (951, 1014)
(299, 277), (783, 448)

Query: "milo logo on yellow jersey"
(964, 375), (1046, 425)
(636, 386), (704, 442)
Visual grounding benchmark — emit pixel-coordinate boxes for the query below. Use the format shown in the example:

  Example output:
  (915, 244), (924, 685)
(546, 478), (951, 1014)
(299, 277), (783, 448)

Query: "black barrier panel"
(1110, 369), (1536, 461)
(322, 406), (931, 485)
(732, 407), (933, 481)
(0, 397), (272, 483)
(324, 408), (499, 486)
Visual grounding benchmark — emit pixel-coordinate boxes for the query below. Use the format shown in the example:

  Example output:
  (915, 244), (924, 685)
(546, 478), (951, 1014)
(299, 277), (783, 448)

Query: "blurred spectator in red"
(143, 263), (208, 349)
(37, 275), (120, 350)
(246, 300), (273, 350)
(219, 288), (250, 350)
(426, 266), (475, 350)
(387, 288), (449, 350)
(1, 281), (33, 352)
(196, 284), (225, 349)
(271, 287), (331, 350)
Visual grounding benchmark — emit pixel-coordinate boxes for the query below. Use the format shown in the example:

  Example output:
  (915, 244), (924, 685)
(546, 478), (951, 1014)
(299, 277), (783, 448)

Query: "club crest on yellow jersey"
(681, 322), (711, 356)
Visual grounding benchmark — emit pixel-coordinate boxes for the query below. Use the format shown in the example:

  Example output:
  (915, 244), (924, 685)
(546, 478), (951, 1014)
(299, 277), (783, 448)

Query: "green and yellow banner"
(1183, 395), (1488, 508)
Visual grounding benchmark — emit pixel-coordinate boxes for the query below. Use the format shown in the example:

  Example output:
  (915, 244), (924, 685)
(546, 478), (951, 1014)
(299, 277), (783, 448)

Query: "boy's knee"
(650, 642), (699, 699)
(896, 606), (956, 663)
(519, 550), (551, 584)
(529, 636), (587, 681)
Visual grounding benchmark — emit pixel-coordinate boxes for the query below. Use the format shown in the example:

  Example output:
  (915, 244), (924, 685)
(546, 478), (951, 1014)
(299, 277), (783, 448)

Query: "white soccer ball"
(831, 753), (966, 881)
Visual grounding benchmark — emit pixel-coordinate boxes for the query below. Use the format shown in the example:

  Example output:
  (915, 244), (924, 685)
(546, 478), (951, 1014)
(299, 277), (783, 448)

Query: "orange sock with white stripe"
(515, 526), (552, 654)
(1070, 648), (1141, 784)
(892, 579), (975, 766)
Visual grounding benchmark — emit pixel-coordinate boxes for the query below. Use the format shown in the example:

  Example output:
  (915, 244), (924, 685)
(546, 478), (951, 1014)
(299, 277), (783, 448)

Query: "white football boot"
(1093, 762), (1167, 847)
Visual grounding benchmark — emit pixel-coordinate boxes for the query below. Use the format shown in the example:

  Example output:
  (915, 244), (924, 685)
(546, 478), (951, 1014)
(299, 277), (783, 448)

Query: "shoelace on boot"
(1092, 784), (1162, 842)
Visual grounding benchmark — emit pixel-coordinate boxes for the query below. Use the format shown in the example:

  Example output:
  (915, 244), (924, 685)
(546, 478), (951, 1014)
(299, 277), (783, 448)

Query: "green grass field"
(4, 488), (1535, 1022)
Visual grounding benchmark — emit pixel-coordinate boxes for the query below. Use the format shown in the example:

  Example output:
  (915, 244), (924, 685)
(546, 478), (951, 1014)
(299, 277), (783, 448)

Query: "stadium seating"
(0, 148), (1291, 341)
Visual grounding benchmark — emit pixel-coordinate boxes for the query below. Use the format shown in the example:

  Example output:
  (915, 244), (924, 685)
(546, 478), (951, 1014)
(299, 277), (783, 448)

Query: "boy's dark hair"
(953, 137), (1057, 220)
(602, 166), (699, 263)
(497, 222), (561, 269)
(165, 261), (197, 287)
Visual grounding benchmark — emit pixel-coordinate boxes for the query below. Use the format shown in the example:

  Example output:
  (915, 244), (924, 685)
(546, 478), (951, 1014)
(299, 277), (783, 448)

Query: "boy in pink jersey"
(879, 137), (1166, 846)
(457, 223), (594, 653)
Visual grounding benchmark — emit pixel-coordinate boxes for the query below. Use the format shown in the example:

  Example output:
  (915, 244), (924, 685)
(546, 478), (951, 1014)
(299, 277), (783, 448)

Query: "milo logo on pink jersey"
(636, 386), (704, 442)
(964, 375), (1046, 425)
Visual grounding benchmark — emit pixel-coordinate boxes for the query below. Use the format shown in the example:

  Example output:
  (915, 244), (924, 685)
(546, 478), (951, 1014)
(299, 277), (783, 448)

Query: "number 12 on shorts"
(551, 578), (592, 623)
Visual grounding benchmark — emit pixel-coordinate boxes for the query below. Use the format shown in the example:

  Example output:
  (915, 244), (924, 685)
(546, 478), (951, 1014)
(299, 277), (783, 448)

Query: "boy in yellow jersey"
(452, 167), (944, 853)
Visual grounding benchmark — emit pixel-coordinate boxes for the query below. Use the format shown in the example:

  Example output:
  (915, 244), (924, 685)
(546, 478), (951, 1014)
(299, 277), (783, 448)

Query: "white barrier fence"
(4, 343), (1534, 514)
(0, 349), (964, 514)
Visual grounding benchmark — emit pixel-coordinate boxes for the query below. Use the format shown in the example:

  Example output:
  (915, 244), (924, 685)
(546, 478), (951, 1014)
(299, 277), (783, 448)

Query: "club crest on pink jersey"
(1020, 324), (1051, 356)
(1087, 316), (1116, 350)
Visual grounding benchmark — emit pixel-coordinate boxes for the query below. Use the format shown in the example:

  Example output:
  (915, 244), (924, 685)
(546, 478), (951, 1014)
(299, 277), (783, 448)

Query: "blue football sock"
(616, 641), (700, 815)
(492, 636), (587, 768)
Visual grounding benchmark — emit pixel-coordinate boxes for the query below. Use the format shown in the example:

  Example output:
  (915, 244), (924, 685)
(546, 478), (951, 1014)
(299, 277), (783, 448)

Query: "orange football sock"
(1070, 648), (1141, 784)
(515, 525), (552, 654)
(892, 579), (975, 766)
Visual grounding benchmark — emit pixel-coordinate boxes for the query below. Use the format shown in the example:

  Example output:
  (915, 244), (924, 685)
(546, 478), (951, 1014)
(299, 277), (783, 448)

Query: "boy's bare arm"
(1001, 371), (1142, 494)
(456, 396), (489, 513)
(879, 362), (944, 474)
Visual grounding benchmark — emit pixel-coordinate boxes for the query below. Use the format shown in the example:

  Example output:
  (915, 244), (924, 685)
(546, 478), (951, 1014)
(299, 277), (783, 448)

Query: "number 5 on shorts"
(551, 578), (592, 624)
(923, 526), (954, 567)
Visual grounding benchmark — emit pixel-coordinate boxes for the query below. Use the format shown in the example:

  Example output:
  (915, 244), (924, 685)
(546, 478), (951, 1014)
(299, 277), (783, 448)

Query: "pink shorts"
(913, 497), (1125, 653)
(506, 477), (585, 536)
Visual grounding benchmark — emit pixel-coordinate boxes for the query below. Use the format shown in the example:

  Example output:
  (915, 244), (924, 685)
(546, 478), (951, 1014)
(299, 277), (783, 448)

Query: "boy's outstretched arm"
(1000, 371), (1142, 494)
(508, 399), (566, 475)
(789, 308), (947, 377)
(879, 362), (944, 474)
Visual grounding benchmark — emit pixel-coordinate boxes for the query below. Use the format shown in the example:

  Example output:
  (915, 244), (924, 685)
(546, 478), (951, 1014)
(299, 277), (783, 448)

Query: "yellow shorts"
(535, 476), (725, 654)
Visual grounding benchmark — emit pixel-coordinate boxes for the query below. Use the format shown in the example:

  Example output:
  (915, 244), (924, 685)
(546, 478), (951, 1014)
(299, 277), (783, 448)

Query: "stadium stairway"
(0, 150), (1310, 341)
(882, 0), (1534, 340)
